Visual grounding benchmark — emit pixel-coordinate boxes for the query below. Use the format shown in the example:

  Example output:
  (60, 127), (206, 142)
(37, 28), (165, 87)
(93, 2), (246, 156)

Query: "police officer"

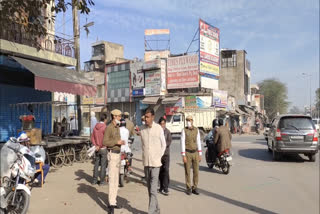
(180, 115), (202, 195)
(123, 112), (135, 137)
(103, 109), (125, 213)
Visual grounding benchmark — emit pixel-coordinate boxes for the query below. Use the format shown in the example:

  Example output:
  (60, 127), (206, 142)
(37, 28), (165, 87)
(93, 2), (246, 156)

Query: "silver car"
(267, 114), (319, 161)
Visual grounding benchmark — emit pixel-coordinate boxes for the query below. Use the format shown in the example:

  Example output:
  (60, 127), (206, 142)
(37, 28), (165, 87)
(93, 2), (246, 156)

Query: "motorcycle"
(119, 137), (134, 187)
(0, 138), (36, 214)
(205, 138), (232, 175)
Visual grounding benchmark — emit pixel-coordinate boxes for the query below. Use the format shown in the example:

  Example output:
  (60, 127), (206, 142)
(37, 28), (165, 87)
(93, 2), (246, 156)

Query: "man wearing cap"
(180, 115), (202, 195)
(140, 108), (166, 214)
(103, 109), (125, 213)
(123, 112), (135, 137)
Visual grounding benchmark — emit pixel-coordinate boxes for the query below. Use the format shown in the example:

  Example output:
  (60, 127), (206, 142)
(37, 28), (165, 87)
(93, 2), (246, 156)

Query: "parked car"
(267, 114), (319, 161)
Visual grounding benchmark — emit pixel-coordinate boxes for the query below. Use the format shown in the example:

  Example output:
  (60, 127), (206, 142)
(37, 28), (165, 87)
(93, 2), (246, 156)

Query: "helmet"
(17, 132), (30, 143)
(218, 119), (224, 126)
(212, 119), (219, 128)
(120, 118), (126, 127)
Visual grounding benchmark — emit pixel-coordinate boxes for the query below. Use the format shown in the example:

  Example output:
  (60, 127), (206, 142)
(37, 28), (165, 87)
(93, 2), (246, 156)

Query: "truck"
(166, 108), (216, 140)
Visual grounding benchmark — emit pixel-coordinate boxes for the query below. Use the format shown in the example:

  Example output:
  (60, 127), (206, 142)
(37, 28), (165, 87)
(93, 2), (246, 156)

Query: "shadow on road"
(238, 149), (307, 162)
(176, 162), (224, 174)
(77, 183), (147, 214)
(74, 169), (93, 183)
(132, 164), (277, 214)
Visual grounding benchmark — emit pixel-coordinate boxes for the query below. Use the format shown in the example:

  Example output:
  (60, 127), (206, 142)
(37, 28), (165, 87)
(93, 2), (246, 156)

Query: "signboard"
(144, 50), (170, 61)
(212, 90), (228, 108)
(160, 59), (166, 95)
(185, 96), (198, 109)
(143, 59), (161, 70)
(167, 54), (199, 89)
(145, 29), (170, 36)
(130, 61), (144, 89)
(199, 19), (220, 89)
(197, 96), (212, 108)
(132, 88), (144, 97)
(145, 69), (161, 96)
(165, 107), (179, 115)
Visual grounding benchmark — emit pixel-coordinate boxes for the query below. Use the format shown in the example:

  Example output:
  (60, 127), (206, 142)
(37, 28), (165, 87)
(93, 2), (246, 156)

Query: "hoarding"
(130, 61), (144, 89)
(145, 29), (170, 36)
(144, 50), (170, 61)
(143, 59), (161, 70)
(167, 54), (199, 89)
(199, 19), (220, 89)
(212, 90), (228, 108)
(132, 88), (144, 97)
(160, 59), (167, 95)
(185, 96), (198, 109)
(145, 69), (161, 96)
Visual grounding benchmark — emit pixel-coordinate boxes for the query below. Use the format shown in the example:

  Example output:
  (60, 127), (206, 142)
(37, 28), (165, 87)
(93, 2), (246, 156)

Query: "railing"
(0, 24), (75, 58)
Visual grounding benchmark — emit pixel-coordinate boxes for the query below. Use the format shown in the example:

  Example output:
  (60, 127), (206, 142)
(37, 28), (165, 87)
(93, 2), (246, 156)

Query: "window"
(92, 44), (105, 57)
(221, 50), (237, 68)
(279, 117), (314, 130)
(173, 115), (181, 122)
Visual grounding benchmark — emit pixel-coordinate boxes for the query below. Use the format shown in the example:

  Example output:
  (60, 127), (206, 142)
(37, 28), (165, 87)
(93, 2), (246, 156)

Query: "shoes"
(99, 182), (107, 186)
(108, 205), (121, 209)
(162, 189), (169, 196)
(108, 206), (114, 214)
(186, 189), (192, 195)
(192, 189), (200, 195)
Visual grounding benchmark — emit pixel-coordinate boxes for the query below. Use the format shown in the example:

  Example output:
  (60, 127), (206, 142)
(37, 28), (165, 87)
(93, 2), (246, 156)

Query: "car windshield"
(173, 115), (181, 122)
(279, 117), (314, 130)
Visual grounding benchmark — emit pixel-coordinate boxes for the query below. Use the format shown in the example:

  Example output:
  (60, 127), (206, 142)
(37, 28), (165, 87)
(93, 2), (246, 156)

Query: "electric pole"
(72, 0), (82, 134)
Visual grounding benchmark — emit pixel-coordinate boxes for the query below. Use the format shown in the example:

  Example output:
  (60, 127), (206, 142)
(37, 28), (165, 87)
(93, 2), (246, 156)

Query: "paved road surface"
(28, 134), (319, 214)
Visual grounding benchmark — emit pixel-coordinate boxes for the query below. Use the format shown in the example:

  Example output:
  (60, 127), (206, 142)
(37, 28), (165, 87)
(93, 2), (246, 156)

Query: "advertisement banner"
(144, 50), (170, 61)
(145, 69), (161, 96)
(185, 96), (198, 109)
(145, 29), (170, 36)
(196, 96), (212, 108)
(160, 59), (167, 95)
(165, 106), (179, 115)
(167, 54), (199, 89)
(130, 61), (144, 89)
(212, 90), (228, 108)
(199, 19), (220, 89)
(143, 59), (161, 70)
(132, 88), (144, 97)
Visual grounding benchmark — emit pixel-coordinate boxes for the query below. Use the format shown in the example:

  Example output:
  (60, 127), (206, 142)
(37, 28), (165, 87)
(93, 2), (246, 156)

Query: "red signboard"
(165, 107), (179, 115)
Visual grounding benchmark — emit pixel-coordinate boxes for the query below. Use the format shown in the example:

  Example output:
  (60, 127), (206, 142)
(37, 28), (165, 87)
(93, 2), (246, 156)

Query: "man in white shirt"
(140, 108), (166, 214)
(180, 115), (202, 195)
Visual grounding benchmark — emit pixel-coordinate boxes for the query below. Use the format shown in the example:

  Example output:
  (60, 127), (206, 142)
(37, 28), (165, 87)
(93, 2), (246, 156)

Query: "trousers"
(108, 152), (120, 206)
(145, 167), (160, 214)
(93, 148), (108, 183)
(159, 154), (170, 191)
(184, 152), (199, 190)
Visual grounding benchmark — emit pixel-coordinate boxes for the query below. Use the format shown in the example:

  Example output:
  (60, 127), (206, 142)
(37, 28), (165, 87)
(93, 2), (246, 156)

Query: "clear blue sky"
(56, 0), (319, 110)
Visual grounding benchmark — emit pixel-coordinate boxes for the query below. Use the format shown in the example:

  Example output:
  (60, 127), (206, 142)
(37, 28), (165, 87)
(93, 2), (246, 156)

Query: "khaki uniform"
(183, 127), (200, 190)
(125, 118), (135, 137)
(103, 123), (121, 206)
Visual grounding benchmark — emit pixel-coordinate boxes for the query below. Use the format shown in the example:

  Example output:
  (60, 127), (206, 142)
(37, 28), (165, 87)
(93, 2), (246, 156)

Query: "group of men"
(91, 108), (232, 214)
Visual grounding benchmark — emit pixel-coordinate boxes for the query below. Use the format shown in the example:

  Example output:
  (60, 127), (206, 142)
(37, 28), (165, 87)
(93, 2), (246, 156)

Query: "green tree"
(258, 78), (289, 120)
(315, 88), (320, 118)
(0, 0), (94, 48)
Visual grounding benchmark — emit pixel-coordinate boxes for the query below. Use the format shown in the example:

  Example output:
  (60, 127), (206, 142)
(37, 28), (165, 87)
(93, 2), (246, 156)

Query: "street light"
(302, 73), (312, 116)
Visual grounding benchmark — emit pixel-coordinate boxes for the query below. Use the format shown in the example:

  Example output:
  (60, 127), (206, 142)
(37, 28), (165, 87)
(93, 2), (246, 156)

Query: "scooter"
(0, 138), (36, 214)
(119, 137), (134, 187)
(205, 138), (232, 175)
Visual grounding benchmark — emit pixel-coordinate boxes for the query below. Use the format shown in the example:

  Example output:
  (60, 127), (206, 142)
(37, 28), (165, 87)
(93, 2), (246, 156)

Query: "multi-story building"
(0, 5), (96, 141)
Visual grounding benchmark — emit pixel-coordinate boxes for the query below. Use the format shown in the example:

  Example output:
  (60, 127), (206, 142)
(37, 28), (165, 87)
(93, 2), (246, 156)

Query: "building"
(219, 50), (251, 105)
(0, 5), (96, 142)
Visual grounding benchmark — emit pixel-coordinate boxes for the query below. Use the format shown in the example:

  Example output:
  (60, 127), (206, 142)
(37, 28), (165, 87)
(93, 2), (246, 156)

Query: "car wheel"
(272, 143), (281, 161)
(308, 154), (316, 162)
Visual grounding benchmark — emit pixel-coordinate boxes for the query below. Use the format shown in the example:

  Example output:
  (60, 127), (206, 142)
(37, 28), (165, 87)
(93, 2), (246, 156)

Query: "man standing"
(140, 108), (166, 214)
(90, 111), (98, 134)
(103, 109), (125, 214)
(180, 115), (202, 195)
(214, 119), (232, 155)
(91, 115), (108, 186)
(123, 112), (135, 137)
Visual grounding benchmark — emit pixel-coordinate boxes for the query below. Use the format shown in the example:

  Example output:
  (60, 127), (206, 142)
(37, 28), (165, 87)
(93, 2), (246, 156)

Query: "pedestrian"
(140, 108), (166, 214)
(214, 119), (232, 157)
(123, 112), (135, 137)
(90, 111), (98, 134)
(158, 117), (172, 196)
(103, 109), (125, 214)
(91, 114), (108, 186)
(180, 115), (202, 195)
(70, 116), (78, 136)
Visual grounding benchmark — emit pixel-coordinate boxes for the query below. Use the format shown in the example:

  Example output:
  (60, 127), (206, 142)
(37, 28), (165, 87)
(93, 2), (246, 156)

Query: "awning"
(236, 107), (249, 116)
(141, 96), (159, 105)
(162, 97), (180, 104)
(13, 57), (96, 96)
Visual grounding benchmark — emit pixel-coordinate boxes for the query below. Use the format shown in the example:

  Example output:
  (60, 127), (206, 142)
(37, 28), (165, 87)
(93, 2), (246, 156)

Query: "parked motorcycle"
(205, 139), (232, 175)
(119, 137), (134, 187)
(0, 137), (36, 214)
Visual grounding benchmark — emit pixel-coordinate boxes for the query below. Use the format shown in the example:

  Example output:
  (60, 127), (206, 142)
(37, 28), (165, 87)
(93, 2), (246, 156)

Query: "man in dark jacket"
(214, 119), (232, 155)
(158, 117), (172, 196)
(91, 115), (108, 185)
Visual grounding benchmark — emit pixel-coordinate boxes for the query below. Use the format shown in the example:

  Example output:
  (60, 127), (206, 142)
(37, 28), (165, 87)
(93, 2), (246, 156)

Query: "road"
(28, 134), (319, 214)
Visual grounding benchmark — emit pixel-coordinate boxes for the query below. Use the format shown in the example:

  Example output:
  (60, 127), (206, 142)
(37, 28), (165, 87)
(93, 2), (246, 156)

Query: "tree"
(289, 106), (302, 114)
(258, 78), (289, 120)
(0, 0), (94, 48)
(314, 88), (320, 118)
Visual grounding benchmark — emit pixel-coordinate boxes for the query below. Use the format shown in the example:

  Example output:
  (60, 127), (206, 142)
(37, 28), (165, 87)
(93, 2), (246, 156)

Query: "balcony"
(0, 24), (76, 66)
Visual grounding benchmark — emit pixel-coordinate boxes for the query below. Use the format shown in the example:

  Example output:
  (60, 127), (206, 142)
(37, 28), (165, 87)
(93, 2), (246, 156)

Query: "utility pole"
(72, 0), (82, 134)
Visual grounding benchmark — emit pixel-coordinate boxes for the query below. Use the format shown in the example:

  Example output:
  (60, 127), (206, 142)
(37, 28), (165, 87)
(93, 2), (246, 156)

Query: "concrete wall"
(105, 42), (124, 63)
(219, 50), (246, 105)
